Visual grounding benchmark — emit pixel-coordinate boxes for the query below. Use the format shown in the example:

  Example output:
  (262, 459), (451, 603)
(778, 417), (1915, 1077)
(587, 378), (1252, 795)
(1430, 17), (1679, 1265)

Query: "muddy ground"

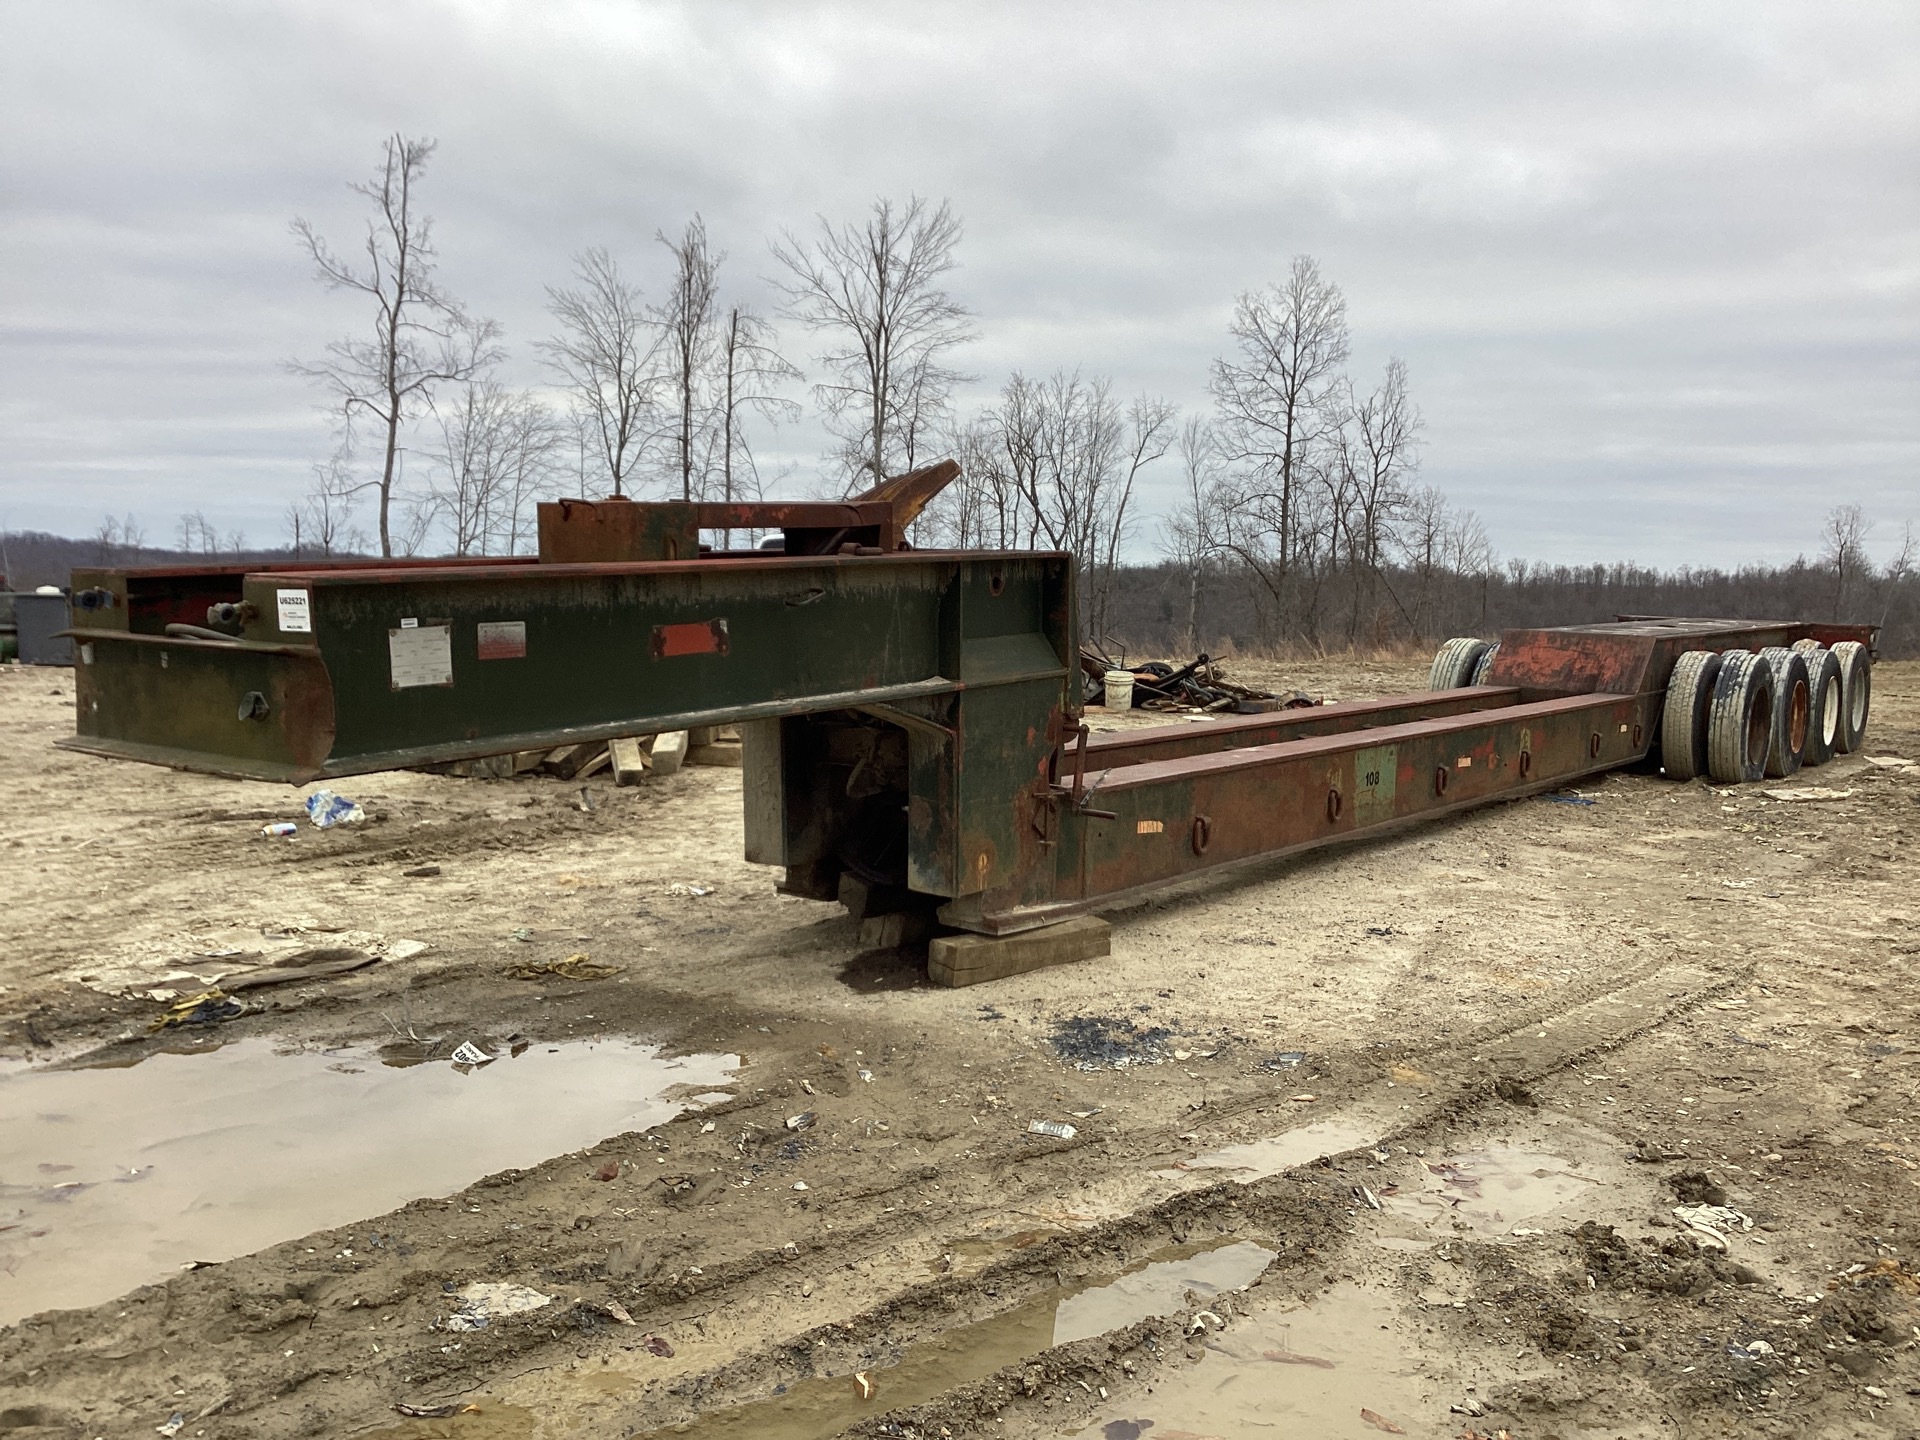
(1, 655), (1916, 1440)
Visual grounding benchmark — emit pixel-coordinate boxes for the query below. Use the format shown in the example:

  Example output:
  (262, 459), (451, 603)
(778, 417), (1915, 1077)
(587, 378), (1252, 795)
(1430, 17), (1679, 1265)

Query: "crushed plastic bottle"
(305, 790), (365, 828)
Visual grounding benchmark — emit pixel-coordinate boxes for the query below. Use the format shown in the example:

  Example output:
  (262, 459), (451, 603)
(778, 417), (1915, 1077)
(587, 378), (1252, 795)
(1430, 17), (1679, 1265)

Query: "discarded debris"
(259, 822), (297, 839)
(641, 1333), (675, 1357)
(448, 1041), (494, 1067)
(156, 1413), (185, 1437)
(1862, 755), (1915, 769)
(604, 1300), (637, 1326)
(667, 882), (715, 898)
(853, 1371), (877, 1400)
(147, 990), (245, 1032)
(786, 1112), (817, 1131)
(509, 952), (621, 981)
(1080, 647), (1314, 714)
(402, 864), (442, 877)
(221, 947), (379, 993)
(1761, 786), (1853, 802)
(394, 1402), (478, 1419)
(1049, 1014), (1172, 1070)
(444, 1281), (552, 1331)
(594, 1160), (621, 1181)
(1359, 1406), (1407, 1434)
(1027, 1119), (1077, 1140)
(1543, 792), (1597, 807)
(1672, 1203), (1754, 1249)
(304, 789), (365, 828)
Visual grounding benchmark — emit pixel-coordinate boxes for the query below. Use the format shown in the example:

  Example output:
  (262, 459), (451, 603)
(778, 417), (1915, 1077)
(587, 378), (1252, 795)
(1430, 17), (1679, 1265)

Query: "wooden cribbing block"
(927, 916), (1111, 988)
(687, 738), (744, 767)
(860, 911), (934, 949)
(610, 735), (649, 786)
(651, 730), (688, 775)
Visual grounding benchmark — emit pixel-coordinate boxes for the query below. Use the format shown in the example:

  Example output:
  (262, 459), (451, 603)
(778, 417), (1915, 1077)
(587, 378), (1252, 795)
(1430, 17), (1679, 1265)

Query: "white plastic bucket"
(1103, 670), (1136, 709)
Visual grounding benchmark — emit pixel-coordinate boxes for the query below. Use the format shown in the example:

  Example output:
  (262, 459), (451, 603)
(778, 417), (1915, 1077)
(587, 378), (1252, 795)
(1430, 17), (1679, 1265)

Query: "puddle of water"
(0, 1037), (736, 1325)
(1170, 1119), (1377, 1182)
(1399, 1146), (1595, 1239)
(1074, 1282), (1439, 1439)
(1053, 1241), (1275, 1344)
(627, 1241), (1276, 1440)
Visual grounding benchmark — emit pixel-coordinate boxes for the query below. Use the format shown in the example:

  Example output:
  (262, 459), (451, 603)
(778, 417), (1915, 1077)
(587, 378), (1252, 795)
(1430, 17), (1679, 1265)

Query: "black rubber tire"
(1660, 650), (1722, 781)
(1707, 650), (1775, 784)
(1830, 641), (1871, 753)
(1759, 646), (1810, 779)
(1429, 638), (1493, 690)
(1800, 647), (1842, 767)
(1790, 638), (1821, 655)
(1468, 644), (1500, 686)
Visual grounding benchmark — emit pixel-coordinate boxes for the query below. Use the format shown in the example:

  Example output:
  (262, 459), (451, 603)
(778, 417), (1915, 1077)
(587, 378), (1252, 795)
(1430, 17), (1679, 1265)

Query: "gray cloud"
(1, 0), (1914, 566)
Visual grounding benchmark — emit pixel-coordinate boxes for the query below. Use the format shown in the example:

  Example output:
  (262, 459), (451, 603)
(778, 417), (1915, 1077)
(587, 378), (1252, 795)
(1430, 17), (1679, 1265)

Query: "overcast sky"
(2, 1), (1915, 568)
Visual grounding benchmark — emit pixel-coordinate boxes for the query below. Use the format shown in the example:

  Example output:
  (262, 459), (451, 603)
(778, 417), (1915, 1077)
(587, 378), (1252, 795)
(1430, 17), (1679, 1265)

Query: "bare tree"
(286, 450), (368, 558)
(654, 218), (722, 501)
(176, 512), (220, 554)
(291, 134), (499, 555)
(92, 513), (145, 564)
(771, 196), (975, 491)
(1334, 357), (1423, 642)
(539, 248), (659, 498)
(1208, 255), (1350, 627)
(428, 377), (560, 555)
(1163, 417), (1223, 651)
(710, 303), (802, 509)
(1089, 395), (1177, 641)
(955, 372), (1173, 641)
(1822, 503), (1873, 617)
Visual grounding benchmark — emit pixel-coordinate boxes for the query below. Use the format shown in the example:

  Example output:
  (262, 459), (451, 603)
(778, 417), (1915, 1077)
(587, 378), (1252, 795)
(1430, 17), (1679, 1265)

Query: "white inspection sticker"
(388, 624), (454, 689)
(276, 589), (312, 633)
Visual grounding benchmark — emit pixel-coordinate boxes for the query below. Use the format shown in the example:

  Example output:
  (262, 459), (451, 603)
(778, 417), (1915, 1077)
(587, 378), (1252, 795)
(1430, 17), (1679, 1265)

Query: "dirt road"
(2, 657), (1916, 1439)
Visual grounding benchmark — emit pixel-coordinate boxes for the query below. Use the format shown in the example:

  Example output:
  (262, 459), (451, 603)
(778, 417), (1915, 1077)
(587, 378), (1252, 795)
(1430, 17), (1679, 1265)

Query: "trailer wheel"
(1429, 638), (1492, 690)
(1707, 650), (1775, 784)
(1468, 644), (1500, 686)
(1759, 646), (1810, 778)
(1830, 641), (1871, 753)
(1791, 638), (1821, 654)
(1660, 650), (1721, 781)
(1799, 647), (1843, 767)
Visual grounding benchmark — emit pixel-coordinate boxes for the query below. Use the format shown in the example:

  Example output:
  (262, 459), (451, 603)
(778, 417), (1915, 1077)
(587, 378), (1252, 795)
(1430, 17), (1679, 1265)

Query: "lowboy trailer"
(57, 469), (1877, 980)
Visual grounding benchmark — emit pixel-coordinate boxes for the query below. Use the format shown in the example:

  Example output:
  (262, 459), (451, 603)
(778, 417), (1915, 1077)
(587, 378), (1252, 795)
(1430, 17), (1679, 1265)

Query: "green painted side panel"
(1352, 744), (1397, 827)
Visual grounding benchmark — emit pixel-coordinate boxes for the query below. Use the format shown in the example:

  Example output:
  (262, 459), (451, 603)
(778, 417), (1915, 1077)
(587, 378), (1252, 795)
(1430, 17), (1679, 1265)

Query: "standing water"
(0, 1038), (736, 1324)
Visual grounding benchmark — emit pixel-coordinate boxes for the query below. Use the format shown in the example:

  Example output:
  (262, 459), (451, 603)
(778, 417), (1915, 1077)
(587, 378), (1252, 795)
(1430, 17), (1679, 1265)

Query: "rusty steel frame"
(934, 616), (1878, 934)
(54, 484), (1879, 944)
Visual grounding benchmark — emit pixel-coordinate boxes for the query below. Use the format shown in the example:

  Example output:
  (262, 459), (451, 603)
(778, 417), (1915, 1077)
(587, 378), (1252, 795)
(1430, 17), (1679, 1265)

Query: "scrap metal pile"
(1078, 647), (1315, 714)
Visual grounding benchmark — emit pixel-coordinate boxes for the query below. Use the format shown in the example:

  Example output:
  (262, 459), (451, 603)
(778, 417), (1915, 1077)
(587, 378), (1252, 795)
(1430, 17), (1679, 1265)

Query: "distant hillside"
(0, 531), (364, 591)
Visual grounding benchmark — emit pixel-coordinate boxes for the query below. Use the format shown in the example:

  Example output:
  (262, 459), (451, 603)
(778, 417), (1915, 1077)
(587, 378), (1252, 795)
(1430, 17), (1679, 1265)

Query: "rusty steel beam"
(939, 690), (1647, 934)
(1081, 687), (1523, 769)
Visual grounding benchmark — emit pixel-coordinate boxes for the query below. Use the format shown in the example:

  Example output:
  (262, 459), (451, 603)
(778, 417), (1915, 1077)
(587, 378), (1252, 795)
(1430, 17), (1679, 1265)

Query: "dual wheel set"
(1429, 636), (1873, 786)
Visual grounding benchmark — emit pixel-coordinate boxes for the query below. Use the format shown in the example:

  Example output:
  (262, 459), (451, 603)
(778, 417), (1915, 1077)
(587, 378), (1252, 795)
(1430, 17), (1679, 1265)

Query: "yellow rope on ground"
(507, 952), (622, 981)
